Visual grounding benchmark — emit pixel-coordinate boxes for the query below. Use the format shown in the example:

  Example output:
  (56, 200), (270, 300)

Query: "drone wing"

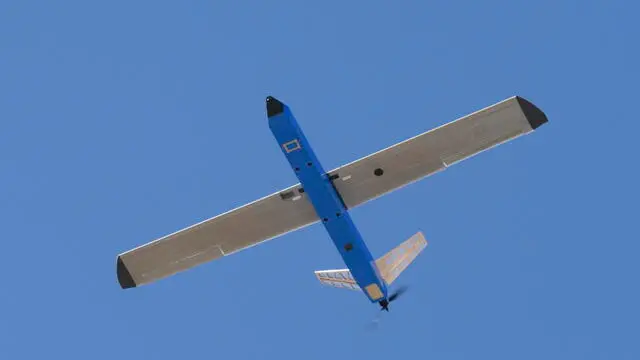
(117, 184), (318, 288)
(117, 96), (547, 289)
(328, 96), (547, 208)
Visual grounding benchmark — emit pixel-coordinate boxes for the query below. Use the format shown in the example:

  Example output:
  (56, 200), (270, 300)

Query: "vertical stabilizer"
(375, 232), (427, 285)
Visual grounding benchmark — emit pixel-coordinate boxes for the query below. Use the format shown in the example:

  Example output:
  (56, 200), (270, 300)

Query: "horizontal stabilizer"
(314, 269), (360, 291)
(376, 232), (427, 285)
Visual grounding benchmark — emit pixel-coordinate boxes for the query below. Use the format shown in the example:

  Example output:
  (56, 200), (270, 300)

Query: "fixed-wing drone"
(117, 96), (547, 311)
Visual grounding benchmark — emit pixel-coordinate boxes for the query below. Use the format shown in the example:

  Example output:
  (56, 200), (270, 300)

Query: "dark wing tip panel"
(266, 96), (284, 117)
(117, 257), (136, 289)
(516, 96), (548, 130)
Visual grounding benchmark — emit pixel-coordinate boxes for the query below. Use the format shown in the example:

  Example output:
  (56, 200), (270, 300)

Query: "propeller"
(366, 286), (410, 330)
(379, 285), (408, 311)
(388, 286), (408, 302)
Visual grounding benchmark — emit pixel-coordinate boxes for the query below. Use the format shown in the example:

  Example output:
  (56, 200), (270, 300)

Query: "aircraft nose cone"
(266, 96), (284, 117)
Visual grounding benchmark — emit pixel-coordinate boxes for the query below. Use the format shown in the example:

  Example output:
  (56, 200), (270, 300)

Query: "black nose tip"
(266, 96), (284, 117)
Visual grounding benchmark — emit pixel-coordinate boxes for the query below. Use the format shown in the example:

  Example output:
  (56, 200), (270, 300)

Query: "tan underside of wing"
(329, 96), (547, 208)
(117, 185), (317, 288)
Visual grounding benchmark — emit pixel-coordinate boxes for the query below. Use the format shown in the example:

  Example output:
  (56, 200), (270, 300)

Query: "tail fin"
(375, 232), (427, 285)
(314, 232), (427, 291)
(314, 269), (360, 291)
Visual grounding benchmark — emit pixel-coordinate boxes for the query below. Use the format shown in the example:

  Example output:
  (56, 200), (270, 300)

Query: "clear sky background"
(1, 1), (639, 359)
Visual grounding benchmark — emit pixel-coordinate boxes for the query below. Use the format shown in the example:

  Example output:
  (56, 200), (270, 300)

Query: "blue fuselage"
(267, 97), (387, 303)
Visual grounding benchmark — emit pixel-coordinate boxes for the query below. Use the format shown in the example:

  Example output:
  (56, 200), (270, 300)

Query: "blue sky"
(1, 1), (638, 359)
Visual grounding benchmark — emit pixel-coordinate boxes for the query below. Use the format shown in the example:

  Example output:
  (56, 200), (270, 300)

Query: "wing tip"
(516, 96), (548, 130)
(117, 256), (137, 289)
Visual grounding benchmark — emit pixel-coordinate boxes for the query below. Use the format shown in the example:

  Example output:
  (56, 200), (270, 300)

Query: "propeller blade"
(388, 286), (408, 303)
